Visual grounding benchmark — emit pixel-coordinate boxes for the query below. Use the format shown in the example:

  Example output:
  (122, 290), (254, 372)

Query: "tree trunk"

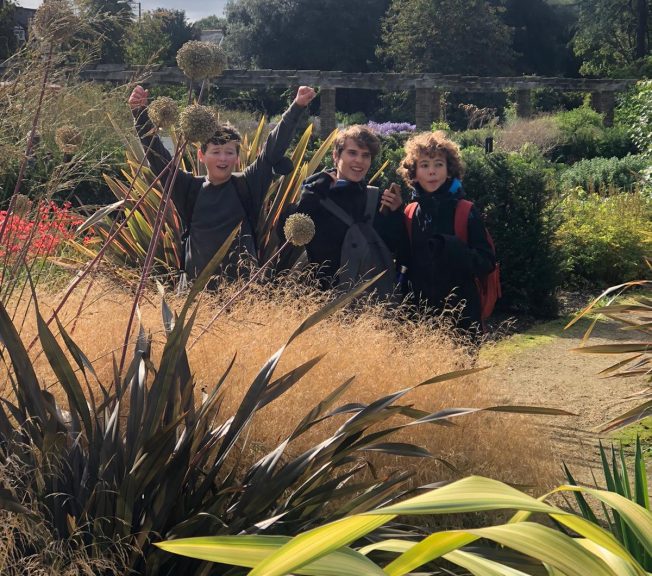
(635, 0), (648, 60)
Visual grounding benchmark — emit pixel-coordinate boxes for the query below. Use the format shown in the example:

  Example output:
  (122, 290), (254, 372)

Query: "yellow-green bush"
(555, 188), (652, 287)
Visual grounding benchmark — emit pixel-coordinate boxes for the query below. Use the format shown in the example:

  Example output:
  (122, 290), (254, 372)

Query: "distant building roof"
(199, 29), (224, 45)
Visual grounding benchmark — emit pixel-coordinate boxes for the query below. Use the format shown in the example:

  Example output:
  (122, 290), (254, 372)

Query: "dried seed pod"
(55, 124), (82, 154)
(283, 213), (315, 247)
(148, 97), (179, 129)
(178, 104), (218, 144)
(177, 41), (224, 81)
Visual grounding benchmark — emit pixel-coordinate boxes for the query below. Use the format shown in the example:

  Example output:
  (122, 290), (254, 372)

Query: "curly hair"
(333, 125), (381, 159)
(397, 131), (464, 186)
(201, 122), (242, 153)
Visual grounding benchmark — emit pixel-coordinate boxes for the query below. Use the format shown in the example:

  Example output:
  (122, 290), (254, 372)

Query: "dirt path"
(481, 316), (648, 485)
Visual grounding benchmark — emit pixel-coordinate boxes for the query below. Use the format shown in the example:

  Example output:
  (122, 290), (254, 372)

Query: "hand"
(380, 182), (403, 213)
(295, 86), (317, 108)
(304, 170), (336, 196)
(128, 85), (149, 110)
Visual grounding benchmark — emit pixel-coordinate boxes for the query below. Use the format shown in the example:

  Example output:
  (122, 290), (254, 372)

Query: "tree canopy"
(376, 0), (514, 75)
(572, 0), (650, 76)
(125, 9), (199, 66)
(223, 0), (391, 71)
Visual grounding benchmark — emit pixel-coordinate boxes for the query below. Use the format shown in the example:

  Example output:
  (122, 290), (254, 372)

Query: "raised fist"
(295, 86), (317, 108)
(128, 85), (149, 110)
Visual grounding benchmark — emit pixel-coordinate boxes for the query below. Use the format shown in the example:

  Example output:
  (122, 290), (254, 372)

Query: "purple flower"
(367, 121), (416, 136)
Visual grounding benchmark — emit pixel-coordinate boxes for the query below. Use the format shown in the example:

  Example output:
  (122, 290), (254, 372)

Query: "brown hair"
(201, 122), (242, 153)
(397, 131), (464, 186)
(333, 125), (381, 159)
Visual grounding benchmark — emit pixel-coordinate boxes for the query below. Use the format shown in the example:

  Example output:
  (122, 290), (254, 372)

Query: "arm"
(277, 170), (333, 242)
(129, 86), (195, 218)
(243, 86), (316, 211)
(373, 183), (404, 253)
(435, 208), (495, 277)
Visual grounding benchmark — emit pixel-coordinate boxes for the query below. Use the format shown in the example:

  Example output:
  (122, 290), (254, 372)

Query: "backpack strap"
(319, 197), (355, 227)
(404, 202), (418, 244)
(454, 199), (473, 244)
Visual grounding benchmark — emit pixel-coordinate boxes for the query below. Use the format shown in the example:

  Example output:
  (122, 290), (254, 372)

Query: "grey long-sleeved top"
(133, 101), (305, 279)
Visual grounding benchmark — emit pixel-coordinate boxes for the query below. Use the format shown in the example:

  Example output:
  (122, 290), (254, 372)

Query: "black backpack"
(319, 186), (395, 298)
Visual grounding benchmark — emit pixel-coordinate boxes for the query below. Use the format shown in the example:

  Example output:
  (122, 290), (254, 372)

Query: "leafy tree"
(377, 0), (515, 75)
(223, 0), (390, 71)
(572, 0), (651, 76)
(78, 0), (134, 63)
(501, 0), (579, 76)
(0, 0), (17, 60)
(125, 9), (199, 66)
(194, 14), (226, 30)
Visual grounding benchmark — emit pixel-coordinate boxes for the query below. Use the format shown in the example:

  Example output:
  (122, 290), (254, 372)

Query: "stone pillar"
(515, 89), (532, 118)
(432, 90), (442, 124)
(320, 87), (337, 138)
(591, 91), (615, 126)
(415, 87), (437, 131)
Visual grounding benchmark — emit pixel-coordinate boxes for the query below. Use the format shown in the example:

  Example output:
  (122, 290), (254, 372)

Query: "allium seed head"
(179, 104), (218, 144)
(32, 0), (79, 43)
(148, 97), (179, 129)
(176, 41), (224, 81)
(55, 125), (82, 154)
(284, 213), (315, 247)
(208, 44), (228, 78)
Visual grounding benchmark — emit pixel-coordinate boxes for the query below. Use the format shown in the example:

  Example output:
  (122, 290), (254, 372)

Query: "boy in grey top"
(128, 85), (316, 280)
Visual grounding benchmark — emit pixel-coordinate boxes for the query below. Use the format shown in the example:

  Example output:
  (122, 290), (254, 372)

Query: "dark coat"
(279, 171), (403, 289)
(401, 180), (495, 329)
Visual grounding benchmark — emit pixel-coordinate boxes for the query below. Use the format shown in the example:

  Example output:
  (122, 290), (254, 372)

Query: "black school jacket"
(279, 171), (403, 286)
(401, 180), (495, 329)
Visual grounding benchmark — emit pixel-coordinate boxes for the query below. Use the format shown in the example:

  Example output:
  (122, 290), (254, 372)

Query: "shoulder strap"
(181, 188), (199, 240)
(319, 197), (355, 227)
(454, 199), (473, 244)
(232, 172), (259, 232)
(404, 202), (418, 244)
(364, 186), (379, 222)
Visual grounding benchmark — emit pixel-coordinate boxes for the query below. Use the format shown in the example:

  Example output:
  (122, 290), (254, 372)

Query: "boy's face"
(414, 151), (449, 193)
(333, 139), (372, 183)
(198, 141), (239, 185)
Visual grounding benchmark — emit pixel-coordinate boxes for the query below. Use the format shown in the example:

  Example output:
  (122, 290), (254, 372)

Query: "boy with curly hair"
(398, 131), (495, 332)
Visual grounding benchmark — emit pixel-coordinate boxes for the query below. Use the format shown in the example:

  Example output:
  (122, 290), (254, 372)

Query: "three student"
(129, 87), (495, 332)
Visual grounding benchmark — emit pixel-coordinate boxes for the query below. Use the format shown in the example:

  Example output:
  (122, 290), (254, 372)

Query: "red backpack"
(404, 199), (501, 320)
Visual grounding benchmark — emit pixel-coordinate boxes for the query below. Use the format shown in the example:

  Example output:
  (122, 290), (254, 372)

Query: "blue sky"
(17, 0), (228, 23)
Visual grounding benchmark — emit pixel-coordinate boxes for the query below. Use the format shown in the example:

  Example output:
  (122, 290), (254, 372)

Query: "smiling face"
(333, 138), (372, 183)
(413, 151), (449, 193)
(198, 141), (239, 185)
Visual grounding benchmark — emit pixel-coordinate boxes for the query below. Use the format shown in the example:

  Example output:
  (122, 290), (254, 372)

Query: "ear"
(332, 148), (339, 164)
(197, 148), (205, 163)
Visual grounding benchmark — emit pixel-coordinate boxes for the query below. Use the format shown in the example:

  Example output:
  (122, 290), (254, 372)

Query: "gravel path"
(484, 316), (647, 485)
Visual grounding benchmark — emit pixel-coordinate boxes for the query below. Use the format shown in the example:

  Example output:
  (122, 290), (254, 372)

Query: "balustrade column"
(319, 87), (337, 138)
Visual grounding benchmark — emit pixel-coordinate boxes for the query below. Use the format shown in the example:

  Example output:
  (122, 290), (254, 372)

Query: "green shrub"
(559, 154), (649, 193)
(452, 127), (496, 150)
(462, 148), (561, 317)
(597, 125), (636, 158)
(555, 189), (652, 287)
(616, 80), (652, 158)
(553, 105), (605, 162)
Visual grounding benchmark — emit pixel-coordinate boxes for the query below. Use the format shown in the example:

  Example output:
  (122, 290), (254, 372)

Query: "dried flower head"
(176, 41), (225, 81)
(208, 43), (228, 78)
(283, 213), (315, 247)
(55, 125), (82, 154)
(32, 0), (79, 43)
(148, 97), (179, 129)
(179, 104), (218, 144)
